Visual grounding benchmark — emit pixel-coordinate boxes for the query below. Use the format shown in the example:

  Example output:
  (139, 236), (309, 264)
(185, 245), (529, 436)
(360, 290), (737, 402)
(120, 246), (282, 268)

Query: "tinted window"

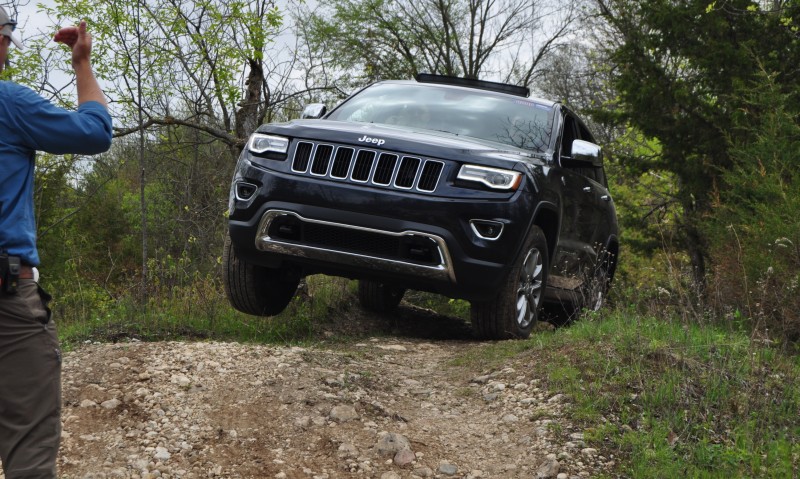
(560, 113), (606, 186)
(327, 83), (555, 152)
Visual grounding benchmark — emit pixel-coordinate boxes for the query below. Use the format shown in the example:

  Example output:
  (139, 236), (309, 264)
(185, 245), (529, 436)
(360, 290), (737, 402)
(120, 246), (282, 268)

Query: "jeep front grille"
(255, 210), (456, 282)
(291, 141), (445, 193)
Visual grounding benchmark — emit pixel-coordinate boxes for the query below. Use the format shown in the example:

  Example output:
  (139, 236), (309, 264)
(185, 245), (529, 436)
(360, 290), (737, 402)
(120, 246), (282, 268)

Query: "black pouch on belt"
(0, 250), (21, 294)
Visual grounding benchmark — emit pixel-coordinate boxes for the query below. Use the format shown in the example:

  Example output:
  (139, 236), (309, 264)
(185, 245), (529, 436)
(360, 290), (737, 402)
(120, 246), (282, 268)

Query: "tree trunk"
(682, 208), (707, 296)
(234, 59), (265, 155)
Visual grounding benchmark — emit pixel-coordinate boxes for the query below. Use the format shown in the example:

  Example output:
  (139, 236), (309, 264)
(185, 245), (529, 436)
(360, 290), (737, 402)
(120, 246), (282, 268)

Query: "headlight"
(457, 165), (522, 190)
(248, 133), (289, 155)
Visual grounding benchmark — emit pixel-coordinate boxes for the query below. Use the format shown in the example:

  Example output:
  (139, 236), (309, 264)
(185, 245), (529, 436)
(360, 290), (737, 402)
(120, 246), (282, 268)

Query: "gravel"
(0, 338), (615, 478)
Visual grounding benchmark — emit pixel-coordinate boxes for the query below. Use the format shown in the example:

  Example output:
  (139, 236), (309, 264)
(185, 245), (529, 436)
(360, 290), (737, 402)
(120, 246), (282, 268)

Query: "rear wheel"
(471, 226), (549, 340)
(358, 280), (406, 312)
(223, 232), (300, 316)
(546, 251), (613, 326)
(583, 257), (612, 313)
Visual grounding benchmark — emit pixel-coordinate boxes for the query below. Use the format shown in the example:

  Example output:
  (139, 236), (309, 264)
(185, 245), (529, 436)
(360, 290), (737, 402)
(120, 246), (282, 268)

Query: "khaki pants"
(0, 280), (60, 479)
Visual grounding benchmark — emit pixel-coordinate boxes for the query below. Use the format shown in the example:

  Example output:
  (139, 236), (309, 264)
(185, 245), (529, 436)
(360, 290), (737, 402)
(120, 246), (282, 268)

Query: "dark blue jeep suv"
(224, 74), (619, 339)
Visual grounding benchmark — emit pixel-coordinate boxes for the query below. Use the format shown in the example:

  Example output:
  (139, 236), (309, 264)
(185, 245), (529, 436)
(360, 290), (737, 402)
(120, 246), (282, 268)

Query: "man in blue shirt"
(0, 6), (112, 478)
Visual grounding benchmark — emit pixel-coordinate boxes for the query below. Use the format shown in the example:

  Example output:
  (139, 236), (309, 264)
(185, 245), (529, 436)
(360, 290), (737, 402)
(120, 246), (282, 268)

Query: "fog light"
(470, 220), (504, 240)
(235, 182), (258, 201)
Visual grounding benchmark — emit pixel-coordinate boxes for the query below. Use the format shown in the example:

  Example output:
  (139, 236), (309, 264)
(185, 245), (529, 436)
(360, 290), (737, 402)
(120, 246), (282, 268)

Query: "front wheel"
(471, 226), (549, 340)
(223, 232), (300, 316)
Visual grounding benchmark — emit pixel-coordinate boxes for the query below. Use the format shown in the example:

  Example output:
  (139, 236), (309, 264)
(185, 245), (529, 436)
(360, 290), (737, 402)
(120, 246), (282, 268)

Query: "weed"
(450, 310), (800, 478)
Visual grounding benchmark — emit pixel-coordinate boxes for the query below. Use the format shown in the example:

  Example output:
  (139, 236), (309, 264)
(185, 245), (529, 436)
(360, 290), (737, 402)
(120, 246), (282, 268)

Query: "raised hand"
(54, 20), (92, 68)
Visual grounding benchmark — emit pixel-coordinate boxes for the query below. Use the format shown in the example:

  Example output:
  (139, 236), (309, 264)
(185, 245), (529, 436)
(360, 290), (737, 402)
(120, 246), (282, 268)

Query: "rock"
(377, 345), (407, 351)
(329, 405), (359, 422)
(294, 416), (311, 429)
(153, 447), (171, 461)
(376, 432), (411, 457)
(483, 393), (499, 402)
(413, 466), (434, 477)
(393, 448), (416, 466)
(380, 473), (401, 479)
(101, 399), (121, 409)
(536, 458), (560, 478)
(337, 443), (359, 459)
(79, 399), (97, 408)
(438, 463), (458, 475)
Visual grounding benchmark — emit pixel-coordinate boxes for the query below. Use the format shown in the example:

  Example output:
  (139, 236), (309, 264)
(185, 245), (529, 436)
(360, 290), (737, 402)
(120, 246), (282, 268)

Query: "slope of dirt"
(2, 306), (616, 479)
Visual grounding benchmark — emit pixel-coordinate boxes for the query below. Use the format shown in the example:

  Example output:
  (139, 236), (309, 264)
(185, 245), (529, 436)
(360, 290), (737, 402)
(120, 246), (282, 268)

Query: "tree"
(594, 0), (800, 287)
(37, 0), (292, 154)
(294, 0), (582, 93)
(11, 0), (318, 302)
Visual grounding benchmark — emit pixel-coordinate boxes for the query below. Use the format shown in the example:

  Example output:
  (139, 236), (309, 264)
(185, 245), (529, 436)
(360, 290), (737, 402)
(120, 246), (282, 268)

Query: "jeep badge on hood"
(358, 135), (386, 147)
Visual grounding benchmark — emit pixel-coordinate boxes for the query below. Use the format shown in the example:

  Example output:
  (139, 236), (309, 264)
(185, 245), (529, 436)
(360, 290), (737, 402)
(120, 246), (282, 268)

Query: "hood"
(257, 119), (549, 168)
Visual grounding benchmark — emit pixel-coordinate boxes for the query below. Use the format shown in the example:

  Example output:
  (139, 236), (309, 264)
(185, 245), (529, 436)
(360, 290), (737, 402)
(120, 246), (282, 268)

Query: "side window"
(577, 122), (594, 144)
(562, 113), (606, 186)
(560, 115), (578, 158)
(578, 120), (607, 186)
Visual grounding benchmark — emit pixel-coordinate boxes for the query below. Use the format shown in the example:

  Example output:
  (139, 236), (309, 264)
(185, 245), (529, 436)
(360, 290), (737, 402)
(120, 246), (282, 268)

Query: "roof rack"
(415, 73), (530, 98)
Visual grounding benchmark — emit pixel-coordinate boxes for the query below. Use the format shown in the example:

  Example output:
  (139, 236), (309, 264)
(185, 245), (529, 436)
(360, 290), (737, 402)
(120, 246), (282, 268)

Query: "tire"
(471, 226), (549, 340)
(222, 232), (300, 316)
(545, 251), (612, 327)
(358, 280), (406, 312)
(583, 257), (612, 313)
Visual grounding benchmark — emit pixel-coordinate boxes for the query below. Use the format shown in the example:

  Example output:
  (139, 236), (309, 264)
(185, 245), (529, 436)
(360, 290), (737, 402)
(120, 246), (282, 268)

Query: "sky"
(14, 0), (57, 39)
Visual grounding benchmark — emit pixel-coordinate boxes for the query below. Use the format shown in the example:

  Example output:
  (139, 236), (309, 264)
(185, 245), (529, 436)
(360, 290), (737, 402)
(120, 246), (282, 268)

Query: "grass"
(56, 274), (354, 349)
(451, 309), (800, 478)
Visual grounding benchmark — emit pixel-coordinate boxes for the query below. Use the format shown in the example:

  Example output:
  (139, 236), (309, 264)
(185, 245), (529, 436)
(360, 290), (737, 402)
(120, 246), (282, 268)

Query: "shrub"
(706, 71), (800, 344)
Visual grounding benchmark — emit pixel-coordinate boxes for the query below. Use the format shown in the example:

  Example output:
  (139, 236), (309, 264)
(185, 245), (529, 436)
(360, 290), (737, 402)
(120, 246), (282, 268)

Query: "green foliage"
(57, 274), (355, 348)
(403, 291), (470, 320)
(705, 70), (800, 341)
(38, 0), (285, 145)
(598, 0), (800, 283)
(463, 311), (800, 478)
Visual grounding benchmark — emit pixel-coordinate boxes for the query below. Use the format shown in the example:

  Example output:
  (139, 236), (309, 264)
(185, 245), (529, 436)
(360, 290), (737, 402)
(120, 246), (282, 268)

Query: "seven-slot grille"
(292, 141), (445, 193)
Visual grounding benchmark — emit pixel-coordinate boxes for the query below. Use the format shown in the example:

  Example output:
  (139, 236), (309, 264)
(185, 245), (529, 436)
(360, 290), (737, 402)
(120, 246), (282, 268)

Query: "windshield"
(326, 83), (555, 152)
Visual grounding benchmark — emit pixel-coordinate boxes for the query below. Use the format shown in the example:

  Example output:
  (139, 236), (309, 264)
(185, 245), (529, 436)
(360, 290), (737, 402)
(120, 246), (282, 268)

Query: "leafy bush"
(705, 71), (800, 344)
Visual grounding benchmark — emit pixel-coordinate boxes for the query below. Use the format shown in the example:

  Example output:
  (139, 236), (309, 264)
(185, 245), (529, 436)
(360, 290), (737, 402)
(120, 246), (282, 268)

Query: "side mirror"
(301, 103), (327, 119)
(570, 139), (603, 167)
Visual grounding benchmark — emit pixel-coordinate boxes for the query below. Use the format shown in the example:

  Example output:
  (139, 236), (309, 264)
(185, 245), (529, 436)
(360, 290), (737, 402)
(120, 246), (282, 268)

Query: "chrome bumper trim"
(255, 210), (456, 283)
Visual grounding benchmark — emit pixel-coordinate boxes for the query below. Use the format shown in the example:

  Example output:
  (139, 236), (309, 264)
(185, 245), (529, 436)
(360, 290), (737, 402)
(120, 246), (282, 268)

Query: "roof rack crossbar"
(415, 73), (530, 98)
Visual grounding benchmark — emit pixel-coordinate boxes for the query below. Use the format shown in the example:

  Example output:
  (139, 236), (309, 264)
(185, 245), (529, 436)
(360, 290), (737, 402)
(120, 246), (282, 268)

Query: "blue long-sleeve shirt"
(1, 81), (112, 266)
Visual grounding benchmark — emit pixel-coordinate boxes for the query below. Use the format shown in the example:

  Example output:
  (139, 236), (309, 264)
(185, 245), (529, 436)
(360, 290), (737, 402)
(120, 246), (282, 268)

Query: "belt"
(19, 265), (35, 280)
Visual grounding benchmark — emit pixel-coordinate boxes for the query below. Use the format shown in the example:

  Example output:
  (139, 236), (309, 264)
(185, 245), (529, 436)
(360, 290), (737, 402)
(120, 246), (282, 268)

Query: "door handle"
(583, 186), (591, 193)
(600, 195), (610, 202)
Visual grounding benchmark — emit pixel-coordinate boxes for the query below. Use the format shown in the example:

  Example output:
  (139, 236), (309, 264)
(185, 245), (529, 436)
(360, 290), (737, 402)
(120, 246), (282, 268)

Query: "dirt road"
(3, 306), (614, 479)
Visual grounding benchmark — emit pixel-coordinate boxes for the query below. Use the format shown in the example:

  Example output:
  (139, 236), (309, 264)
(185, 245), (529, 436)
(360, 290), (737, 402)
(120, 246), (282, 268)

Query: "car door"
(551, 111), (603, 284)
